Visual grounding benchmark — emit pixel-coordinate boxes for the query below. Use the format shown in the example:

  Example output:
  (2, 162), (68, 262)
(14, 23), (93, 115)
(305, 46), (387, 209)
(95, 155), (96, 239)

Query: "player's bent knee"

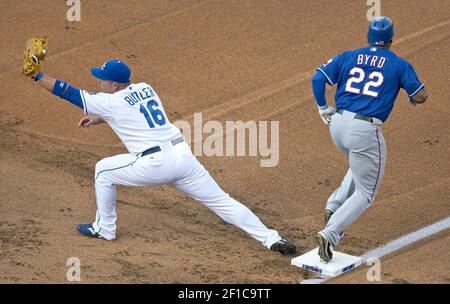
(95, 159), (110, 176)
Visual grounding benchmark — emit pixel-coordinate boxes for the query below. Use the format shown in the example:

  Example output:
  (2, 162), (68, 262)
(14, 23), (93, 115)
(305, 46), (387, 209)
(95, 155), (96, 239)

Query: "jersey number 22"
(345, 67), (384, 97)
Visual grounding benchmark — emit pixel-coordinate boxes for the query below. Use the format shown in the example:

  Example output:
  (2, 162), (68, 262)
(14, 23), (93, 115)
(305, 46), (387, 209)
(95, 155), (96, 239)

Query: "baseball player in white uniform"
(27, 59), (296, 255)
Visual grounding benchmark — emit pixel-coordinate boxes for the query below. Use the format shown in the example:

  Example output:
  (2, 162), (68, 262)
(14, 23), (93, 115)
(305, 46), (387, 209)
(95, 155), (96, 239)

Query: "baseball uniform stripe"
(317, 68), (335, 85)
(95, 156), (139, 181)
(408, 84), (425, 97)
(370, 128), (382, 202)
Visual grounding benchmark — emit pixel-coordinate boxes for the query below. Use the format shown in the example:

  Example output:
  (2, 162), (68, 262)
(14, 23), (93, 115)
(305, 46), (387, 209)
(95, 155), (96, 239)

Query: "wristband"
(33, 71), (45, 81)
(52, 80), (70, 96)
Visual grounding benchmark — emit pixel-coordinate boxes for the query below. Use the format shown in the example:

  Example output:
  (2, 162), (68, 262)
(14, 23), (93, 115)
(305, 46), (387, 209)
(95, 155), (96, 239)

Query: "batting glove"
(318, 105), (336, 125)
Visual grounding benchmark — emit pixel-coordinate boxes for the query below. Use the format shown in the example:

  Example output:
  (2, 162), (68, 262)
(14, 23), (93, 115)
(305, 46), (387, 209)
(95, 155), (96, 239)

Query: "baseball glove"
(23, 36), (48, 78)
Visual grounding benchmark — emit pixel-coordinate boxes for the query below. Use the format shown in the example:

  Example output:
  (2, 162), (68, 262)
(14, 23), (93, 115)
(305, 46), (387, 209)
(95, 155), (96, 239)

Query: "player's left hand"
(318, 105), (336, 124)
(23, 36), (48, 78)
(78, 116), (105, 128)
(408, 98), (417, 107)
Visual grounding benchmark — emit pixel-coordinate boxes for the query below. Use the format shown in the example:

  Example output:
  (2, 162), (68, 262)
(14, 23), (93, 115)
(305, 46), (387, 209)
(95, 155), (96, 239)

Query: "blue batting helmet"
(367, 16), (394, 46)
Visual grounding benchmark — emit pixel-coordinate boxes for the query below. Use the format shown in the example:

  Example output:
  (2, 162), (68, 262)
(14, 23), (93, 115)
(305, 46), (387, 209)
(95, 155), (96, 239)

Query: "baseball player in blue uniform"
(24, 56), (296, 255)
(311, 16), (428, 262)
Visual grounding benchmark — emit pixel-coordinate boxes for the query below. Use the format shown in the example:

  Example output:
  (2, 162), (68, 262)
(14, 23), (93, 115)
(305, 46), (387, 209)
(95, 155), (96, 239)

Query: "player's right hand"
(78, 116), (105, 128)
(318, 105), (336, 125)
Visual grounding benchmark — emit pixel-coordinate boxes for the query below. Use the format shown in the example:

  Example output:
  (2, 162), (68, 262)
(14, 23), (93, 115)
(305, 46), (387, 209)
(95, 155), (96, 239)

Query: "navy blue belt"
(336, 109), (373, 123)
(141, 137), (184, 157)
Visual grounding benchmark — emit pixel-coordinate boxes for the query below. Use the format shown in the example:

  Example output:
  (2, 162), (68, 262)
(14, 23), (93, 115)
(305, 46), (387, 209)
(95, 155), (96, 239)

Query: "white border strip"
(317, 68), (335, 85)
(408, 84), (425, 97)
(80, 90), (88, 115)
(301, 216), (450, 284)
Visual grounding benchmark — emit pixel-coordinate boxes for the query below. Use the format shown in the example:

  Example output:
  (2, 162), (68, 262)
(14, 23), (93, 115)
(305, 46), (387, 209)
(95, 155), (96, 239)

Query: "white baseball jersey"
(80, 82), (181, 153)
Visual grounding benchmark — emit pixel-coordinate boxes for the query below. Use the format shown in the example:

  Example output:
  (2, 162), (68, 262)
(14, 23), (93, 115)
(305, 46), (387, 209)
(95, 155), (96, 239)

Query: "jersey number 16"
(140, 99), (167, 128)
(345, 67), (384, 97)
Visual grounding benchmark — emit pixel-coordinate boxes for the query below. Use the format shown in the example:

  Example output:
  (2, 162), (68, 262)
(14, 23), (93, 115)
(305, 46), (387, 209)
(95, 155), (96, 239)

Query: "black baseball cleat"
(316, 232), (333, 262)
(324, 209), (334, 226)
(270, 239), (297, 255)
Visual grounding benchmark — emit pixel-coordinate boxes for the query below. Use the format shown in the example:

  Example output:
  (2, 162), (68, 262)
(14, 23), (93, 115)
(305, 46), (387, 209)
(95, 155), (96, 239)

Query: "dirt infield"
(1, 0), (449, 283)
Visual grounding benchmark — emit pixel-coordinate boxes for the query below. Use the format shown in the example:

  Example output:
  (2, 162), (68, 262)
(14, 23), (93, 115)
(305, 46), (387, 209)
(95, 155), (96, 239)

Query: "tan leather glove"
(23, 36), (48, 78)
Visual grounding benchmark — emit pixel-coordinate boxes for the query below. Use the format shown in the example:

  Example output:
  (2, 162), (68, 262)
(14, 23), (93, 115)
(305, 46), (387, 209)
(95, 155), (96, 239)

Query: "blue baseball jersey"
(317, 46), (424, 121)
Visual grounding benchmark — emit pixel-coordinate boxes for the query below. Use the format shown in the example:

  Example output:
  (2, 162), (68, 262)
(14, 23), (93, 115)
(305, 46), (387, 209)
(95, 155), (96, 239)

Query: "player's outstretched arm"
(29, 72), (85, 110)
(35, 73), (57, 92)
(23, 36), (85, 111)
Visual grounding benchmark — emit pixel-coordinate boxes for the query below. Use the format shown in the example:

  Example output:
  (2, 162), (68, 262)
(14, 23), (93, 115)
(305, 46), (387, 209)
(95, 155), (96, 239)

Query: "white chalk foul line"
(301, 216), (450, 284)
(360, 216), (450, 261)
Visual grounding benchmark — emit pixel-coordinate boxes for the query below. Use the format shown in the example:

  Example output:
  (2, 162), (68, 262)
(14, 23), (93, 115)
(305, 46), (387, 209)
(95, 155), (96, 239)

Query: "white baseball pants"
(91, 140), (281, 248)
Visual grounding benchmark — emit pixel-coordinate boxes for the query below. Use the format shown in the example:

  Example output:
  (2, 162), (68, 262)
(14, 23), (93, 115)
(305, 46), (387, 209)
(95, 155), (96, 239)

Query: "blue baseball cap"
(91, 60), (131, 83)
